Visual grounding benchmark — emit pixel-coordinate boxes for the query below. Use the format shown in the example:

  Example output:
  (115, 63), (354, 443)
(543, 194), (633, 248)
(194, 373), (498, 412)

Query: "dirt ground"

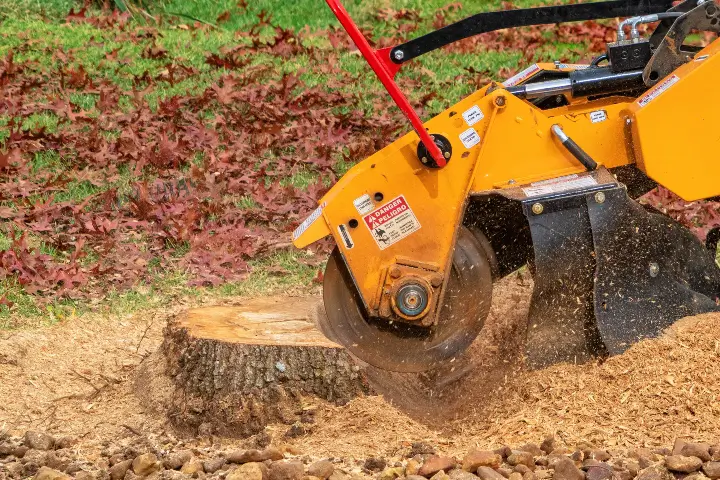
(1, 272), (719, 462)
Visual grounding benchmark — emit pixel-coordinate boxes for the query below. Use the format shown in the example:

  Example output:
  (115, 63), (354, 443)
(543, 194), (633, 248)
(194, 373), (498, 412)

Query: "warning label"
(638, 74), (679, 108)
(363, 195), (421, 250)
(521, 174), (598, 197)
(502, 64), (541, 87)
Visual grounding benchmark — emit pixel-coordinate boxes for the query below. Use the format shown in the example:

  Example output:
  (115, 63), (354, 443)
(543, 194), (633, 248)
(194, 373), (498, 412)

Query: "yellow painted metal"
(628, 42), (720, 201)
(292, 42), (720, 316)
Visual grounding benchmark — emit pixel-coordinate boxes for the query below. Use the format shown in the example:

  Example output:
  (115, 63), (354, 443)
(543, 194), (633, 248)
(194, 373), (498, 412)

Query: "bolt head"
(595, 192), (606, 204)
(389, 266), (402, 279)
(444, 151), (451, 159)
(430, 274), (443, 288)
(532, 203), (544, 215)
(393, 50), (404, 61)
(495, 96), (507, 107)
(649, 262), (660, 277)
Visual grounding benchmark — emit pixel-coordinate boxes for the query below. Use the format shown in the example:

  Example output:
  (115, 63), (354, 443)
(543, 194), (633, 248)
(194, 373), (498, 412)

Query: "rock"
(75, 471), (94, 480)
(477, 467), (507, 480)
(364, 458), (386, 472)
(637, 466), (673, 480)
(587, 452), (610, 463)
(536, 470), (552, 480)
(552, 458), (584, 480)
(269, 461), (305, 480)
(585, 465), (613, 480)
(665, 456), (702, 473)
(581, 461), (603, 470)
(711, 447), (720, 462)
(406, 460), (421, 476)
(308, 461), (334, 479)
(406, 476), (428, 480)
(55, 438), (76, 450)
(430, 472), (450, 480)
(509, 473), (523, 480)
(541, 439), (556, 455)
(613, 469), (633, 480)
(520, 446), (544, 458)
(328, 472), (349, 480)
(536, 459), (549, 468)
(13, 445), (29, 458)
(229, 449), (283, 465)
(411, 443), (437, 457)
(498, 469), (513, 479)
(462, 451), (502, 471)
(379, 467), (405, 480)
(228, 463), (265, 480)
(703, 462), (720, 479)
(680, 445), (711, 462)
(164, 451), (193, 470)
(110, 460), (133, 480)
(570, 452), (584, 463)
(109, 454), (126, 467)
(449, 470), (480, 480)
(674, 441), (689, 456)
(132, 453), (161, 476)
(523, 473), (536, 480)
(34, 467), (70, 480)
(24, 432), (55, 451)
(630, 450), (656, 462)
(508, 453), (534, 469)
(653, 449), (671, 457)
(514, 466), (531, 475)
(685, 473), (709, 480)
(203, 458), (226, 474)
(495, 448), (512, 460)
(180, 458), (204, 475)
(264, 448), (284, 462)
(419, 457), (456, 477)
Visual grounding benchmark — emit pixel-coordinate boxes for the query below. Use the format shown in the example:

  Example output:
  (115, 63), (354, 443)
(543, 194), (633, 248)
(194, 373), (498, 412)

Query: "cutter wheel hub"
(319, 226), (494, 373)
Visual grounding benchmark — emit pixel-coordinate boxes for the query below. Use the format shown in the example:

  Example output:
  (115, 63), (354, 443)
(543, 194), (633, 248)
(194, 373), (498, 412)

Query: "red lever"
(325, 0), (447, 167)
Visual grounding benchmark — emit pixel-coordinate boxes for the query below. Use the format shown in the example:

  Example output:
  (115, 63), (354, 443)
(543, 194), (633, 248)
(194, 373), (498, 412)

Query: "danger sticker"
(292, 202), (326, 241)
(638, 74), (680, 108)
(502, 64), (541, 87)
(459, 128), (481, 149)
(522, 175), (598, 197)
(589, 110), (607, 123)
(353, 194), (374, 215)
(363, 195), (421, 250)
(462, 105), (485, 126)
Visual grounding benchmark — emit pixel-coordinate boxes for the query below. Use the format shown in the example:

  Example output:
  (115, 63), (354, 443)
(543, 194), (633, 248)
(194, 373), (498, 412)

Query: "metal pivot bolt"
(393, 50), (404, 61)
(532, 203), (544, 215)
(595, 192), (606, 204)
(389, 266), (402, 278)
(649, 262), (660, 277)
(495, 96), (507, 107)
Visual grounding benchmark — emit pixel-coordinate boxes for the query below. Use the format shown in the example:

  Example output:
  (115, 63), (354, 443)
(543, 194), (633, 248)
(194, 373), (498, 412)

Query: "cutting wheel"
(319, 226), (493, 372)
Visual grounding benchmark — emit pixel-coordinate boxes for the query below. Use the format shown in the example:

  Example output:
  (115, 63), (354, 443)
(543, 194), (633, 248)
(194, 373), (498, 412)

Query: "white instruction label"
(638, 74), (680, 108)
(363, 195), (421, 250)
(353, 194), (374, 215)
(459, 128), (481, 149)
(292, 202), (326, 241)
(522, 175), (598, 197)
(589, 110), (607, 123)
(462, 105), (485, 126)
(502, 64), (541, 87)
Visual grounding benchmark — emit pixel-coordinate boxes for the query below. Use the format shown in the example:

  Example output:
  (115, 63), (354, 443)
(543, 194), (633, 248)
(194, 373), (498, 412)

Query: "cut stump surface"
(135, 297), (370, 438)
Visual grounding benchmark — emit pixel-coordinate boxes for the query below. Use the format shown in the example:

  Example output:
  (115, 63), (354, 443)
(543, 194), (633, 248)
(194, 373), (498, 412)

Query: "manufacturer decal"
(462, 105), (485, 126)
(638, 74), (680, 108)
(502, 64), (541, 87)
(353, 194), (374, 215)
(589, 110), (607, 123)
(695, 54), (710, 62)
(363, 195), (421, 250)
(556, 63), (591, 70)
(292, 202), (326, 241)
(459, 128), (481, 149)
(522, 175), (598, 197)
(337, 224), (354, 249)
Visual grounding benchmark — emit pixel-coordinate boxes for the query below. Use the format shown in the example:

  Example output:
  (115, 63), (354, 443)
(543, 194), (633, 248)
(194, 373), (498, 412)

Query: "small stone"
(508, 452), (534, 469)
(703, 462), (720, 479)
(430, 472), (450, 480)
(514, 466), (531, 475)
(380, 467), (405, 480)
(585, 465), (613, 480)
(406, 476), (428, 480)
(552, 458), (584, 480)
(328, 473), (349, 480)
(711, 447), (720, 462)
(164, 451), (193, 470)
(680, 445), (711, 462)
(523, 473), (536, 480)
(581, 461), (603, 470)
(498, 468), (513, 479)
(509, 473), (524, 480)
(203, 458), (226, 474)
(269, 461), (305, 480)
(520, 446), (544, 458)
(637, 466), (673, 480)
(536, 459), (549, 468)
(308, 460), (334, 479)
(685, 473), (709, 480)
(653, 449), (671, 457)
(180, 458), (204, 475)
(228, 463), (265, 480)
(406, 460), (421, 476)
(630, 450), (655, 461)
(34, 467), (70, 480)
(64, 462), (83, 475)
(132, 453), (161, 476)
(495, 448), (512, 460)
(541, 439), (556, 456)
(109, 454), (126, 467)
(55, 438), (76, 450)
(419, 457), (456, 477)
(476, 467), (507, 480)
(411, 443), (437, 457)
(614, 469), (633, 480)
(665, 456), (702, 473)
(449, 470), (480, 480)
(536, 470), (552, 480)
(110, 460), (133, 480)
(587, 452), (610, 463)
(462, 451), (502, 471)
(75, 471), (94, 480)
(24, 432), (55, 451)
(674, 440), (689, 456)
(364, 458), (386, 472)
(13, 445), (29, 458)
(570, 452), (584, 463)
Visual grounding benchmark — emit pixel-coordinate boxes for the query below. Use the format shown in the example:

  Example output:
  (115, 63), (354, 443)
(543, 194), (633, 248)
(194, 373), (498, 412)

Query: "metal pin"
(532, 203), (544, 215)
(595, 192), (606, 204)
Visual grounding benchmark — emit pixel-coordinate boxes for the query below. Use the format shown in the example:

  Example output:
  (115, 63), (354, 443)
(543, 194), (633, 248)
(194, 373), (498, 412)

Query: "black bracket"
(389, 0), (674, 65)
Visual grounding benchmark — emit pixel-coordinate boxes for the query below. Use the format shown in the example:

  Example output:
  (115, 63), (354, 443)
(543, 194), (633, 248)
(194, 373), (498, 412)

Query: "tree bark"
(135, 297), (370, 438)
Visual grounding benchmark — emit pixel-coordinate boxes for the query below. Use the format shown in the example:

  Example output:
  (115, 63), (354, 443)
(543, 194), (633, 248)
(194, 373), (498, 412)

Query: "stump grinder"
(292, 0), (720, 372)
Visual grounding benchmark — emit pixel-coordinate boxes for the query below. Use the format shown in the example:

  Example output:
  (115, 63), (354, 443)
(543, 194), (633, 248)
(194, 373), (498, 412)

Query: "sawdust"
(2, 276), (719, 461)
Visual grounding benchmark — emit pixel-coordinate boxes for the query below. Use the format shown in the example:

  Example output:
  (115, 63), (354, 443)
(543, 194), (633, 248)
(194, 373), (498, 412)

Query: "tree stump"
(135, 297), (370, 438)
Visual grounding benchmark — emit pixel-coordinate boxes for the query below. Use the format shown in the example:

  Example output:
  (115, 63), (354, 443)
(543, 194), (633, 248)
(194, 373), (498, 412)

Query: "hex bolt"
(430, 274), (443, 288)
(649, 262), (660, 277)
(444, 151), (451, 159)
(532, 203), (544, 215)
(389, 266), (402, 279)
(495, 96), (507, 107)
(595, 192), (606, 204)
(393, 50), (405, 61)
